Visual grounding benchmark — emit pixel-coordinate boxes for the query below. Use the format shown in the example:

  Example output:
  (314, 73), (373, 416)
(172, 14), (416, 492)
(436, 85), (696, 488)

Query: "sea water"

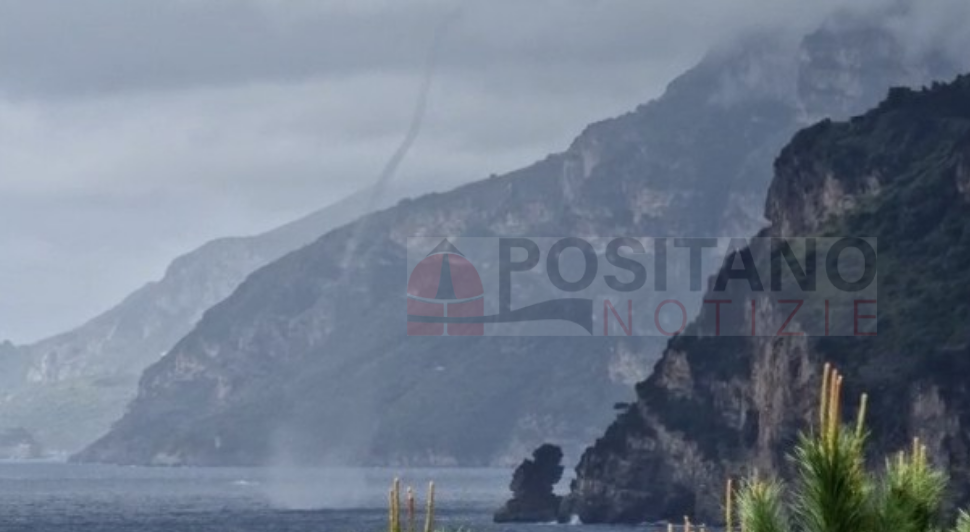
(0, 462), (634, 532)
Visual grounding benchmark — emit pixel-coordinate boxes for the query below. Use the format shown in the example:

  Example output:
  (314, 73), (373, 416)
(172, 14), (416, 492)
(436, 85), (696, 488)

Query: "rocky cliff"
(0, 187), (398, 453)
(74, 15), (965, 467)
(495, 443), (565, 523)
(564, 74), (970, 524)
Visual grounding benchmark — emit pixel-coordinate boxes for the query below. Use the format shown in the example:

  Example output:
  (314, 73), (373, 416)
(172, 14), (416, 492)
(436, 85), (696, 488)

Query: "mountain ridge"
(0, 185), (404, 452)
(75, 16), (966, 467)
(562, 72), (970, 524)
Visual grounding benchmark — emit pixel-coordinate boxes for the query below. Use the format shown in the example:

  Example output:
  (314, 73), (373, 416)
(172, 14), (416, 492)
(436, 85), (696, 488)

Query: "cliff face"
(0, 187), (396, 453)
(76, 17), (965, 467)
(564, 75), (970, 524)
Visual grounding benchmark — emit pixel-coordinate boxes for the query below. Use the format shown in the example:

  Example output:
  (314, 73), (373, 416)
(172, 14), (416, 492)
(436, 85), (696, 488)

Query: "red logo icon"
(407, 240), (484, 336)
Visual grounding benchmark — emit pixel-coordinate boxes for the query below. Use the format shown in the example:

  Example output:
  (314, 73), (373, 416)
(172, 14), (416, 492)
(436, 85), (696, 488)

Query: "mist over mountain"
(74, 11), (966, 467)
(564, 71), (970, 524)
(0, 186), (402, 454)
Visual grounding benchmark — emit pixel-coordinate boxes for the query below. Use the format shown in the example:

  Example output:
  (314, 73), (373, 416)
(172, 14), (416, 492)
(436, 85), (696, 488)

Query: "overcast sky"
(0, 0), (958, 343)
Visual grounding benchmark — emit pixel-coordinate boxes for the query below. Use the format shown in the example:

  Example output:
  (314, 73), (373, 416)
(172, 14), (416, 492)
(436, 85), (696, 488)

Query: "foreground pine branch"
(724, 363), (968, 532)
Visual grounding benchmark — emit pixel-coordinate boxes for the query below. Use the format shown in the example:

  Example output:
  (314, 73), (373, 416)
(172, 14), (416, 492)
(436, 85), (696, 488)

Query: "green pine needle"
(791, 426), (871, 532)
(737, 477), (789, 532)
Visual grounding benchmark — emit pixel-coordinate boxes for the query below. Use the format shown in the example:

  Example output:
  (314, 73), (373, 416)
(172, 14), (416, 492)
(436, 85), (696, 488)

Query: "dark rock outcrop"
(495, 444), (565, 523)
(564, 74), (970, 523)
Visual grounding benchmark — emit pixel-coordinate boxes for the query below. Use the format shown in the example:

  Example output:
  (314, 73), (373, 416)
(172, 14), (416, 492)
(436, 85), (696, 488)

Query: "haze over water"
(0, 463), (628, 532)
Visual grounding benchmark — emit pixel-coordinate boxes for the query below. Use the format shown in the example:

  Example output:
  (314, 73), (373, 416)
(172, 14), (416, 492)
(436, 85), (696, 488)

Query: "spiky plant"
(874, 439), (947, 532)
(407, 486), (416, 532)
(725, 363), (966, 532)
(954, 511), (970, 532)
(736, 477), (788, 532)
(388, 480), (435, 532)
(423, 482), (436, 532)
(390, 478), (402, 532)
(792, 365), (871, 532)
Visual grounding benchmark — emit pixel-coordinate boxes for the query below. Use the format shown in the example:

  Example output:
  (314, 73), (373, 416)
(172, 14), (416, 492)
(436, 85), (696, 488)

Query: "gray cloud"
(0, 0), (877, 99)
(0, 0), (964, 342)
